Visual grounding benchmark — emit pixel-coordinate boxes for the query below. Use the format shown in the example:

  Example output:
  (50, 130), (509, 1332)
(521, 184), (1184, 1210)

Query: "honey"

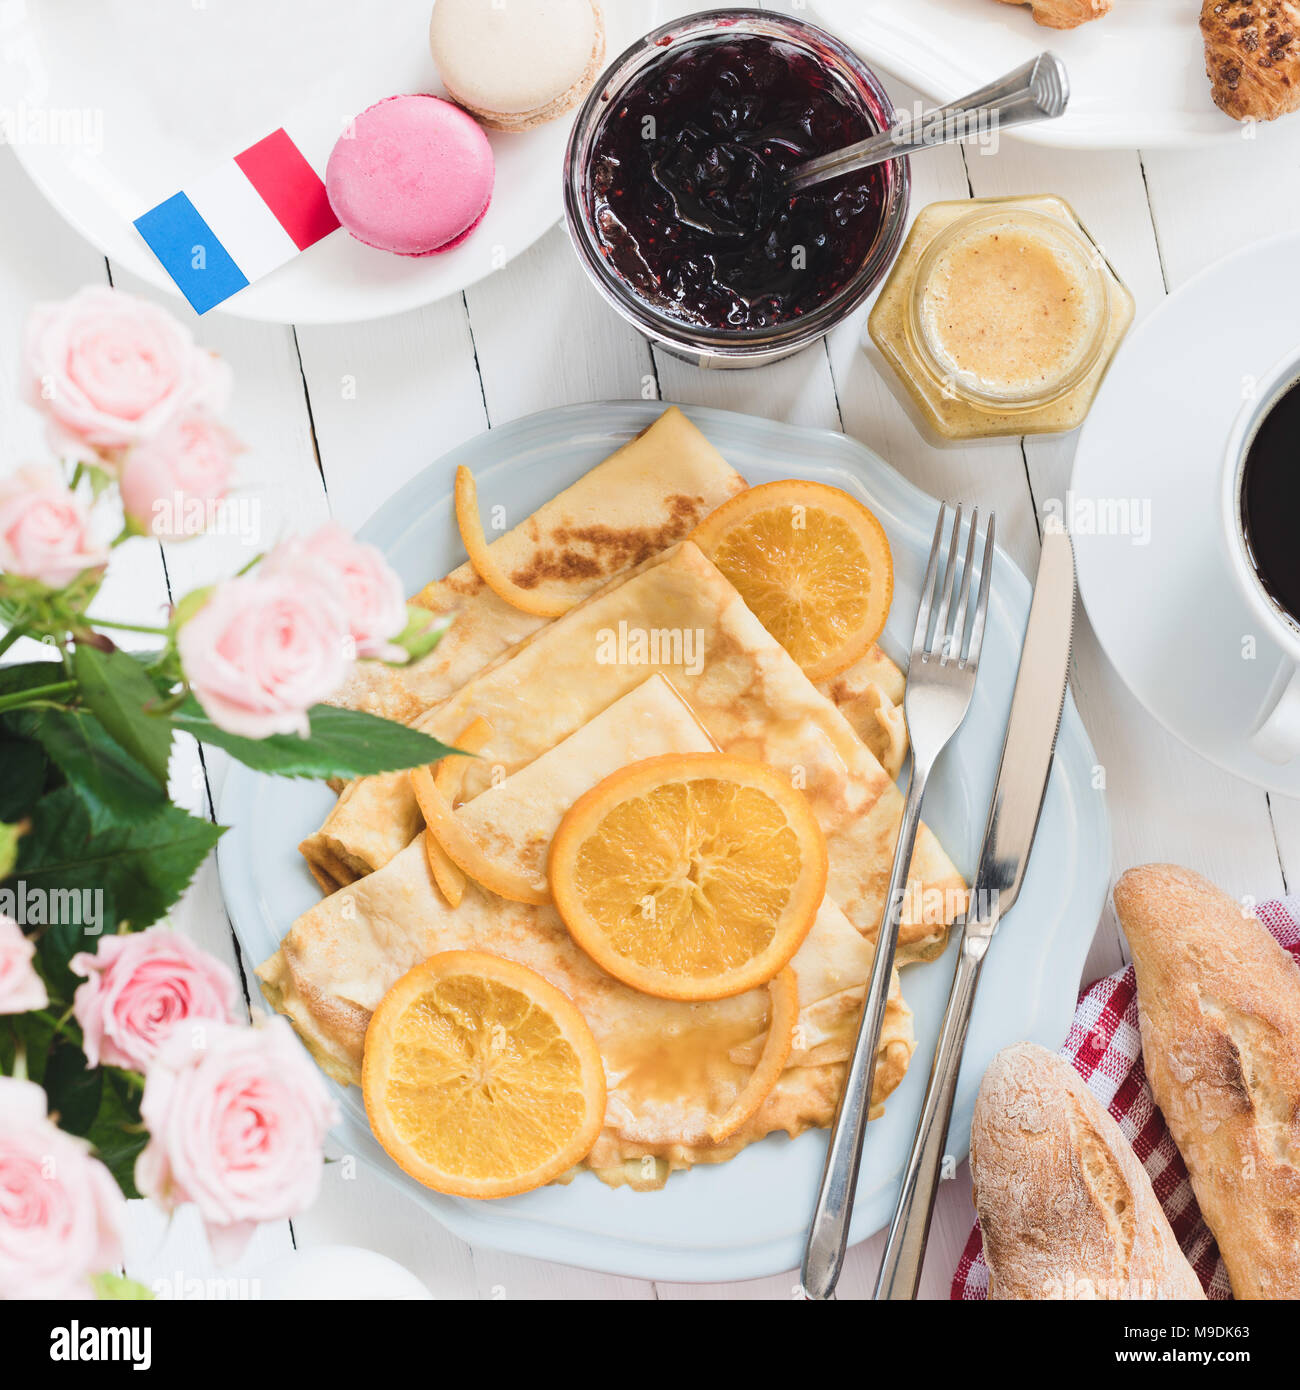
(867, 195), (1134, 445)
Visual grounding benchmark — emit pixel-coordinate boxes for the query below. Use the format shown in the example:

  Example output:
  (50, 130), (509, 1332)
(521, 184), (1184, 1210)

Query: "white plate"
(811, 0), (1241, 149)
(217, 402), (1109, 1282)
(1, 0), (650, 325)
(1072, 231), (1300, 797)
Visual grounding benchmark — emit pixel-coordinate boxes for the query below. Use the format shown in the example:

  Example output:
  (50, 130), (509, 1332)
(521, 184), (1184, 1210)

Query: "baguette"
(1115, 864), (1300, 1300)
(970, 1042), (1205, 1299)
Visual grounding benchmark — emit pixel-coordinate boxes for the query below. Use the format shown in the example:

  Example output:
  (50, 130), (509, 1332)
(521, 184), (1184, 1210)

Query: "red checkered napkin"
(951, 895), (1300, 1301)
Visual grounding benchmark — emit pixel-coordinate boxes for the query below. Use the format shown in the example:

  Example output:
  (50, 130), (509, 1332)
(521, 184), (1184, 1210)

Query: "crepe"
(331, 406), (748, 728)
(261, 676), (915, 1187)
(314, 408), (910, 892)
(303, 542), (965, 960)
(819, 645), (908, 778)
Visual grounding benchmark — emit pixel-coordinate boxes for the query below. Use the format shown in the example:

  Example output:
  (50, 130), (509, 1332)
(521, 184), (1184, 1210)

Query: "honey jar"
(867, 194), (1134, 445)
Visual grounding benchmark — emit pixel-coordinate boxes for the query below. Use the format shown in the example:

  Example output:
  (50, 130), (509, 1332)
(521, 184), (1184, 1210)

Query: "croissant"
(1202, 1), (1300, 121)
(995, 0), (1111, 27)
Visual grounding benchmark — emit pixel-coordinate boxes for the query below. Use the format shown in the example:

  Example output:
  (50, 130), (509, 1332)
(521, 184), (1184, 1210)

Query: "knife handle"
(873, 933), (988, 1300)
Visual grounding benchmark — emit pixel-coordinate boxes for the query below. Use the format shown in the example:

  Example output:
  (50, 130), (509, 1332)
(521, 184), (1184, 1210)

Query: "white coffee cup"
(1221, 348), (1300, 764)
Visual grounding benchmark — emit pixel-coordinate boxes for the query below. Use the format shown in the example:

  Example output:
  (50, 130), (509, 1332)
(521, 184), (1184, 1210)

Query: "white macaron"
(429, 0), (605, 132)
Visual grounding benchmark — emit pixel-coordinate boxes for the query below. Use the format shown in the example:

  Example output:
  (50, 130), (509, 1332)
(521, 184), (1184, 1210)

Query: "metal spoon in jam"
(653, 51), (1072, 239)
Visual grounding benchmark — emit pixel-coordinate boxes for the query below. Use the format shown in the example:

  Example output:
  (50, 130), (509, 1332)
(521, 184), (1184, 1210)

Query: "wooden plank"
(653, 335), (842, 432)
(294, 297), (487, 530)
(1270, 795), (1299, 891)
(465, 226), (656, 422)
(1139, 123), (1300, 289)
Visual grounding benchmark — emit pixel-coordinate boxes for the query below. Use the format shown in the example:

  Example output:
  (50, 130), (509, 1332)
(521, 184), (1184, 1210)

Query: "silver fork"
(801, 502), (995, 1302)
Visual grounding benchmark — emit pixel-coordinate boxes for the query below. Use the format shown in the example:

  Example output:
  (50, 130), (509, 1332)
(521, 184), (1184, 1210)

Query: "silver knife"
(873, 526), (1077, 1300)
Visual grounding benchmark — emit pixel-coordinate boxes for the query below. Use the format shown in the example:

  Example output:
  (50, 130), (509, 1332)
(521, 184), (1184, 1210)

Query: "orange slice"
(549, 752), (827, 1001)
(419, 717), (493, 908)
(708, 968), (798, 1144)
(424, 830), (465, 909)
(455, 465), (573, 619)
(363, 951), (606, 1198)
(415, 776), (551, 905)
(411, 716), (549, 904)
(691, 480), (894, 681)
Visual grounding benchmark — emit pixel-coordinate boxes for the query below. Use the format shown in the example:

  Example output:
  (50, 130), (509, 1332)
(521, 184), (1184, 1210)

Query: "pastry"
(428, 0), (605, 132)
(328, 408), (745, 728)
(309, 412), (916, 881)
(1115, 863), (1300, 1299)
(326, 95), (494, 256)
(970, 1043), (1205, 1300)
(261, 675), (916, 1188)
(297, 539), (967, 972)
(995, 0), (1112, 28)
(1201, 1), (1300, 121)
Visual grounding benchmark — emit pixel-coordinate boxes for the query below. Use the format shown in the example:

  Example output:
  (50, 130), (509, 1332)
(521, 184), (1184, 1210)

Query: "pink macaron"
(326, 94), (494, 256)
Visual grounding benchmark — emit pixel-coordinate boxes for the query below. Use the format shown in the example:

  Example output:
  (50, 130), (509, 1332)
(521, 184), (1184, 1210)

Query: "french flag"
(134, 129), (339, 314)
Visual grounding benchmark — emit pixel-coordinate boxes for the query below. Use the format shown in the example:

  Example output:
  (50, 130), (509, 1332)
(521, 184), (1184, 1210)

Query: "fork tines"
(913, 504), (996, 669)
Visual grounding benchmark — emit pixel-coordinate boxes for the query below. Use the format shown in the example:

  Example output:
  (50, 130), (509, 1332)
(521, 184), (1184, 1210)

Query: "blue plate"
(217, 402), (1109, 1283)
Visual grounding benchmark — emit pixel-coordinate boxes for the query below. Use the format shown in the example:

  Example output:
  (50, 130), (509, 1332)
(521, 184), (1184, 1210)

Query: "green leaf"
(74, 646), (173, 788)
(14, 708), (169, 831)
(0, 660), (68, 698)
(85, 1070), (147, 1200)
(0, 734), (44, 821)
(92, 1273), (154, 1301)
(171, 698), (458, 779)
(43, 1036), (102, 1136)
(131, 645), (183, 698)
(13, 787), (222, 981)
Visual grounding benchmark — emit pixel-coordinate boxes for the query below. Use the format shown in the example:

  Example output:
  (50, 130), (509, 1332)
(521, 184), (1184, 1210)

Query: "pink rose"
(0, 1077), (125, 1298)
(25, 286), (230, 459)
(135, 1018), (337, 1261)
(119, 409), (243, 540)
(70, 926), (238, 1071)
(0, 465), (108, 589)
(269, 522), (407, 661)
(177, 569), (350, 738)
(0, 914), (47, 1015)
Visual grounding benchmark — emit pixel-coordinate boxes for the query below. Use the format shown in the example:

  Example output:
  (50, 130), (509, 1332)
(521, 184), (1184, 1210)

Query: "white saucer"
(1071, 230), (1300, 796)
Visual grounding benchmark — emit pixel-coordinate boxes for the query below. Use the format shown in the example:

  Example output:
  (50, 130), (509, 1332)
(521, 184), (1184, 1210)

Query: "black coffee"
(1241, 377), (1300, 623)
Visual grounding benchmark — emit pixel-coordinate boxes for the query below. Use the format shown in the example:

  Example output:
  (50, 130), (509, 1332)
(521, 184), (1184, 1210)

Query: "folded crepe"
(317, 407), (910, 888)
(303, 542), (965, 961)
(261, 676), (915, 1188)
(331, 407), (749, 728)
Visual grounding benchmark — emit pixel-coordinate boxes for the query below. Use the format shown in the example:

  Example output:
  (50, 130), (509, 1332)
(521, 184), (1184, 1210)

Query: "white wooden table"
(4, 56), (1298, 1300)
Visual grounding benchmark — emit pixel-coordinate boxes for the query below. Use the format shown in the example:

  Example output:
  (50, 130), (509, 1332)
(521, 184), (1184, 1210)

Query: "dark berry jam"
(588, 34), (885, 332)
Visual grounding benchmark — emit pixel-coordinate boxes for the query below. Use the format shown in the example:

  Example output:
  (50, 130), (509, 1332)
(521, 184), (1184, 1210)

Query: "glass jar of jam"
(563, 10), (910, 369)
(867, 195), (1135, 444)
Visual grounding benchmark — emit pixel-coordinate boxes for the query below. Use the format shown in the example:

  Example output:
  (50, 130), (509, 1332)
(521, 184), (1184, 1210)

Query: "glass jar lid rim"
(907, 205), (1111, 410)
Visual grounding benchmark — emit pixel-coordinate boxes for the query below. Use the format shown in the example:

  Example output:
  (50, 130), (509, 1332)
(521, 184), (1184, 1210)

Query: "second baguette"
(970, 1042), (1204, 1299)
